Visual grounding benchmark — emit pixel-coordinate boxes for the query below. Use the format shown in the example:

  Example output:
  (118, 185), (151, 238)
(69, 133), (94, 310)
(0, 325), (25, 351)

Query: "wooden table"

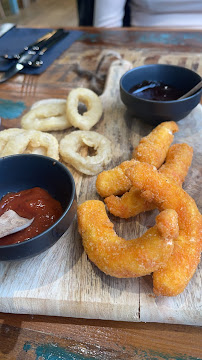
(0, 27), (202, 360)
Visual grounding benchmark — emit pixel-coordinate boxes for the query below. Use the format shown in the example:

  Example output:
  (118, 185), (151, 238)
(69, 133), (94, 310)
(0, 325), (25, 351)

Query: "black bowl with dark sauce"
(129, 80), (186, 101)
(120, 64), (202, 125)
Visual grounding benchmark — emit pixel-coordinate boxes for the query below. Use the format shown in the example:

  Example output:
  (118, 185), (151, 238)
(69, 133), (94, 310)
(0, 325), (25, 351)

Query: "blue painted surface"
(81, 33), (98, 42)
(23, 341), (202, 360)
(136, 32), (200, 45)
(23, 342), (97, 360)
(23, 342), (32, 352)
(0, 98), (26, 119)
(82, 31), (202, 46)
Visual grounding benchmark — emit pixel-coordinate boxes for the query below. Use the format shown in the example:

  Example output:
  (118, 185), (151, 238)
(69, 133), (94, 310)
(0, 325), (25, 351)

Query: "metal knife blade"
(0, 29), (68, 83)
(0, 63), (24, 83)
(0, 23), (15, 38)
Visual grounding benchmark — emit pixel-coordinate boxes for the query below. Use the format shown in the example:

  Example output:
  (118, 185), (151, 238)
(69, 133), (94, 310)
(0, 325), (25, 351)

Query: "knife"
(0, 29), (68, 83)
(3, 28), (65, 60)
(0, 23), (15, 38)
(25, 30), (69, 67)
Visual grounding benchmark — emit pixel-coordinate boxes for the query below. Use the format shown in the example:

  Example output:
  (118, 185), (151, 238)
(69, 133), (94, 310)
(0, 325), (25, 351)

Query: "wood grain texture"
(0, 31), (201, 327)
(0, 313), (202, 360)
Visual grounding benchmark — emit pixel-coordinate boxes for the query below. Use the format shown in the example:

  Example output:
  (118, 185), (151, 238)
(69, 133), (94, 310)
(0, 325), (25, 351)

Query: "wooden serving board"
(0, 53), (201, 326)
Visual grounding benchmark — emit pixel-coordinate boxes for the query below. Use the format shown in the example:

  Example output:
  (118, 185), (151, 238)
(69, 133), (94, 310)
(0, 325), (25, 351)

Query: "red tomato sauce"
(0, 187), (63, 246)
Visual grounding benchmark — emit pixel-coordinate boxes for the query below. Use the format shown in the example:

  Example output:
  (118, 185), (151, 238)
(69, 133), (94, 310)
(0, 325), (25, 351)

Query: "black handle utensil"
(0, 29), (69, 83)
(2, 28), (67, 61)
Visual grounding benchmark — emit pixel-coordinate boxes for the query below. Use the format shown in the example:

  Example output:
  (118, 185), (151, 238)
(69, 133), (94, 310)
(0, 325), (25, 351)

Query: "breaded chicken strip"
(158, 143), (193, 186)
(132, 121), (179, 167)
(126, 162), (201, 296)
(96, 121), (178, 198)
(96, 159), (136, 198)
(105, 143), (193, 218)
(77, 200), (179, 278)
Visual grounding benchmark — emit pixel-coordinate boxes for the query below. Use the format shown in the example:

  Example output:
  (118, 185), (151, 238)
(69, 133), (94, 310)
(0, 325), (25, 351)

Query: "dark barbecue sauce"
(129, 80), (185, 101)
(0, 187), (63, 246)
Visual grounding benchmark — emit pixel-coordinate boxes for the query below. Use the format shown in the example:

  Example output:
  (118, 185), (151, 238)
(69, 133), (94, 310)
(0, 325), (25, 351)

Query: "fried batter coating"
(132, 121), (179, 167)
(105, 143), (193, 218)
(66, 88), (103, 131)
(21, 99), (72, 131)
(0, 128), (59, 160)
(59, 130), (112, 175)
(105, 186), (154, 219)
(126, 162), (201, 296)
(96, 121), (178, 198)
(96, 159), (136, 198)
(158, 143), (193, 186)
(77, 200), (179, 278)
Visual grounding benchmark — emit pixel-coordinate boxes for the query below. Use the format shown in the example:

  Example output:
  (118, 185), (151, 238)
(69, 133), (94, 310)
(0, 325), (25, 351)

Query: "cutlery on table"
(24, 30), (69, 67)
(0, 23), (15, 38)
(2, 28), (66, 61)
(0, 29), (68, 83)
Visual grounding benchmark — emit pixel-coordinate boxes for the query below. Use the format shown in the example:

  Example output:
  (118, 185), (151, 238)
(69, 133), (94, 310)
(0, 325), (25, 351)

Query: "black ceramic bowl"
(0, 154), (77, 261)
(120, 64), (201, 125)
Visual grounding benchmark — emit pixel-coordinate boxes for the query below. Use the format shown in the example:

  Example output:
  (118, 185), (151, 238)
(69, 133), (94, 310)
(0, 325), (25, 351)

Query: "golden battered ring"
(21, 99), (72, 131)
(0, 128), (24, 154)
(59, 130), (112, 175)
(0, 128), (59, 160)
(66, 88), (103, 130)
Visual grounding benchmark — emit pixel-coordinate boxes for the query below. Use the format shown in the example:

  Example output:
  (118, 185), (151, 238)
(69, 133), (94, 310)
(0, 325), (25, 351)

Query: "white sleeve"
(93, 0), (127, 27)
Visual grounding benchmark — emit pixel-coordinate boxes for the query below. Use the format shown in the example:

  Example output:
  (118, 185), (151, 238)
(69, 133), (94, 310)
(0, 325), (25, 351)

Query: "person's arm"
(93, 0), (127, 27)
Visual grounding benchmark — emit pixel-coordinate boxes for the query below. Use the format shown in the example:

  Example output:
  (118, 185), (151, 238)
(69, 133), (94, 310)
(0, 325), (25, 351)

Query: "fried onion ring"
(126, 161), (202, 296)
(66, 88), (103, 130)
(21, 99), (72, 131)
(96, 121), (178, 198)
(105, 143), (193, 218)
(0, 128), (59, 160)
(0, 128), (24, 153)
(77, 200), (179, 278)
(59, 130), (112, 175)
